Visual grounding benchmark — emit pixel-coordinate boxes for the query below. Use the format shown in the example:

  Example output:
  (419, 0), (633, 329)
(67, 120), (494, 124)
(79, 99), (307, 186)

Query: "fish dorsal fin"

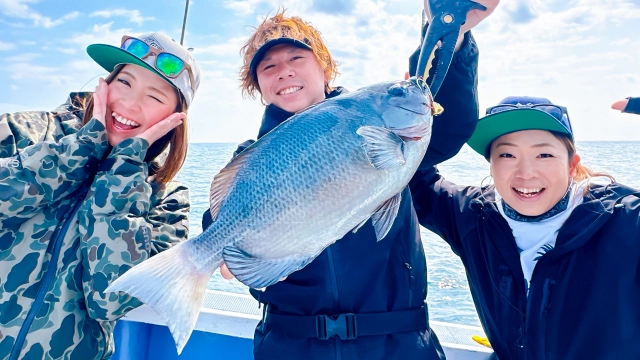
(222, 246), (316, 289)
(356, 126), (406, 170)
(209, 148), (253, 222)
(371, 192), (402, 241)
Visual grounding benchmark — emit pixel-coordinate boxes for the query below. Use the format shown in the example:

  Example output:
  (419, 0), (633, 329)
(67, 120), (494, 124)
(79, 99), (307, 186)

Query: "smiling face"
(489, 130), (580, 216)
(105, 64), (179, 146)
(255, 44), (327, 113)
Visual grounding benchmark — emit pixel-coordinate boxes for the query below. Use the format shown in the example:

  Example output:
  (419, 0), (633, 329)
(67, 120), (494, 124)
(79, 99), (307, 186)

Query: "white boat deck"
(122, 289), (494, 359)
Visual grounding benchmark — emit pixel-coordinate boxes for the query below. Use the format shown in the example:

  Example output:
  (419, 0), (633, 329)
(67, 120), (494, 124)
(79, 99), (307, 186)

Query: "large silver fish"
(106, 78), (434, 354)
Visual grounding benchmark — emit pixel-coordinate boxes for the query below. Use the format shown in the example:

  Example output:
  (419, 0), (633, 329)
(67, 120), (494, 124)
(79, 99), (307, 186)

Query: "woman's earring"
(480, 174), (494, 189)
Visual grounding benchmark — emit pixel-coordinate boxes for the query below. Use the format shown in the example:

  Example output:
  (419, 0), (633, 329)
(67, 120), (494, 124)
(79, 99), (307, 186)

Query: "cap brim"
(467, 108), (573, 158)
(87, 44), (175, 89)
(249, 38), (313, 80)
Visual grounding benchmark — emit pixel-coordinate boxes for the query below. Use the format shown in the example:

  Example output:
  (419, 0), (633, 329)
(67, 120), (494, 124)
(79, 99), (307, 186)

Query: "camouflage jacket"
(0, 96), (190, 360)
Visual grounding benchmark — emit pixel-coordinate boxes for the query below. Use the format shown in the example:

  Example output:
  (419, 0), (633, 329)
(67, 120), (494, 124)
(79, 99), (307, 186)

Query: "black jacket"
(410, 166), (640, 360)
(202, 32), (479, 360)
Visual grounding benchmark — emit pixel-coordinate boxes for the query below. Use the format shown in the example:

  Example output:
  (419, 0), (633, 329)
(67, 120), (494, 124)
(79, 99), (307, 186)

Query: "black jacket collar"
(256, 87), (347, 139)
(476, 182), (639, 260)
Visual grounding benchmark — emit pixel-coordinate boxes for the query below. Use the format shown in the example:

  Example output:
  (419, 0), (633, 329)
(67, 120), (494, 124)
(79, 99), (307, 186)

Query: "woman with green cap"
(0, 32), (200, 359)
(409, 96), (640, 359)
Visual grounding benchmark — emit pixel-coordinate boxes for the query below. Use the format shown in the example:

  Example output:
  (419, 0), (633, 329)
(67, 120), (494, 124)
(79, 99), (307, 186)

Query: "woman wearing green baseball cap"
(410, 96), (640, 359)
(0, 32), (200, 359)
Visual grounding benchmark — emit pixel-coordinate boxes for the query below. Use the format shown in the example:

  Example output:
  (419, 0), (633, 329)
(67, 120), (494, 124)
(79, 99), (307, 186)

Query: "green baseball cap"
(86, 32), (200, 107)
(467, 96), (574, 159)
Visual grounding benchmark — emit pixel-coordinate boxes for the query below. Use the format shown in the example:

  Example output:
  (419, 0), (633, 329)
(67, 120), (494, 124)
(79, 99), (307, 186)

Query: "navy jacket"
(202, 32), (479, 360)
(410, 166), (640, 360)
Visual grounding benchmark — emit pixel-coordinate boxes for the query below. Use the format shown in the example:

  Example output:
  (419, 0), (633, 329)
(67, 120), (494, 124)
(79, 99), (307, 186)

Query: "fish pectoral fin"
(356, 126), (406, 170)
(352, 217), (369, 233)
(371, 192), (402, 241)
(223, 246), (315, 289)
(390, 122), (432, 140)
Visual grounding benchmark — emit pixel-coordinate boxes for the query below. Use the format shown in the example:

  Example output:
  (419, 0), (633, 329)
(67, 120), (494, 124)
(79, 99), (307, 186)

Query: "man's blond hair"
(239, 9), (339, 99)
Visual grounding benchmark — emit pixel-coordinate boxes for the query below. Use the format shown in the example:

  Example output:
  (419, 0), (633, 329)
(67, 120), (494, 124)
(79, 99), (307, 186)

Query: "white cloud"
(197, 0), (640, 142)
(6, 53), (40, 62)
(0, 102), (30, 113)
(188, 0), (425, 142)
(223, 0), (271, 16)
(187, 70), (265, 143)
(67, 22), (135, 49)
(89, 9), (155, 26)
(3, 0), (640, 142)
(8, 62), (74, 84)
(58, 48), (76, 55)
(0, 41), (15, 50)
(0, 0), (80, 28)
(472, 0), (640, 141)
(193, 36), (247, 57)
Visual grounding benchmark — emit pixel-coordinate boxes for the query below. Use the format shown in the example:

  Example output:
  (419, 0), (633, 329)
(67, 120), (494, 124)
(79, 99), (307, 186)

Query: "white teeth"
(112, 112), (140, 127)
(278, 86), (301, 95)
(515, 187), (542, 195)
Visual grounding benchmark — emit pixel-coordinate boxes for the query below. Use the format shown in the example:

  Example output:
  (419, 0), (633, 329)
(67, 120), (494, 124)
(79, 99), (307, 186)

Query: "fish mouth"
(398, 105), (429, 116)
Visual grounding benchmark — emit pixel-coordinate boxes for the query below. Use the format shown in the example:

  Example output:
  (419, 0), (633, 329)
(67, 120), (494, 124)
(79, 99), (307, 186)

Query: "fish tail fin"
(106, 242), (217, 355)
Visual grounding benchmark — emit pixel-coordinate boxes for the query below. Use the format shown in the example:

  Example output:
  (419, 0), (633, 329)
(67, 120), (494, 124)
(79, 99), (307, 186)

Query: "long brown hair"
(81, 65), (189, 186)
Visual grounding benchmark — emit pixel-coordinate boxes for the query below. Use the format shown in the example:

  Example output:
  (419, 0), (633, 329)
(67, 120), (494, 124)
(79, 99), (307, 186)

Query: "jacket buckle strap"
(316, 313), (357, 340)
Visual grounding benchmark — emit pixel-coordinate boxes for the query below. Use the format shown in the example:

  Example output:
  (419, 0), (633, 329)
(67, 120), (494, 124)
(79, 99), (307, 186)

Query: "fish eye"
(388, 84), (407, 97)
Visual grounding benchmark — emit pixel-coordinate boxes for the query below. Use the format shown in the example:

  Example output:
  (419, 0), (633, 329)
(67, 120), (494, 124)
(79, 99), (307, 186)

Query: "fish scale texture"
(194, 81), (431, 280)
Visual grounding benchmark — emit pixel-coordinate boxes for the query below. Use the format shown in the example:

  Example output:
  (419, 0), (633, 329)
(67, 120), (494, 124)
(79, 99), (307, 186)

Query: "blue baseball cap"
(467, 96), (574, 159)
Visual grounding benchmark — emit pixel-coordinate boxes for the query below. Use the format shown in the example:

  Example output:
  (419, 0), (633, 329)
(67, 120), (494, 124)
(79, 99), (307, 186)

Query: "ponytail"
(555, 134), (614, 193)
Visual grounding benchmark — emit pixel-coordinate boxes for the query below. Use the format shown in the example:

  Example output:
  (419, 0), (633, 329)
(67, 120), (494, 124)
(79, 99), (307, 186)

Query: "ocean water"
(175, 141), (640, 327)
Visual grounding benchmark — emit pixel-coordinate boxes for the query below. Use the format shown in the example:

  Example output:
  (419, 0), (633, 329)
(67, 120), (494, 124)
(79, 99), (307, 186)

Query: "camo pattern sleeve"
(0, 116), (108, 221)
(78, 136), (190, 321)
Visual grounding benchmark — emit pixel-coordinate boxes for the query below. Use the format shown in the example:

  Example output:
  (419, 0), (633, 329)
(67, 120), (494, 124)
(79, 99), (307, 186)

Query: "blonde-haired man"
(203, 6), (495, 360)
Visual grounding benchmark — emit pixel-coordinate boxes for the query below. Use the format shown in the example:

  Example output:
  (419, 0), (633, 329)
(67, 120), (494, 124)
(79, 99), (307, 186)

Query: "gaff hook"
(416, 0), (487, 96)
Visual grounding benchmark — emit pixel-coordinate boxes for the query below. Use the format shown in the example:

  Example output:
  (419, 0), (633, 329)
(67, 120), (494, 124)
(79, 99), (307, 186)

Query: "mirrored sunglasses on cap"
(486, 103), (573, 134)
(120, 36), (196, 93)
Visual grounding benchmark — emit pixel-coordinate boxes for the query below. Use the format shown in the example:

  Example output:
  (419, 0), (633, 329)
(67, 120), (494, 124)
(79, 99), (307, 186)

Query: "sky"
(1, 0), (640, 143)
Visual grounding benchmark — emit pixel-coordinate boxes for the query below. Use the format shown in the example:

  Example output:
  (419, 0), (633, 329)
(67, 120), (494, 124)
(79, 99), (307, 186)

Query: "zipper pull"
(516, 318), (526, 348)
(405, 263), (415, 289)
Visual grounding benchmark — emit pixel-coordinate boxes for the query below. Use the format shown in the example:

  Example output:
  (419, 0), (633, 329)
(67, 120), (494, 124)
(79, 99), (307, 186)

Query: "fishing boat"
(107, 1), (493, 358)
(110, 289), (493, 359)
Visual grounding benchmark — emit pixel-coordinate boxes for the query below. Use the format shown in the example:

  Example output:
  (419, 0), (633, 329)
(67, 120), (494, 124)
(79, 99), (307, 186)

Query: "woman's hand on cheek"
(93, 78), (109, 126)
(137, 112), (186, 145)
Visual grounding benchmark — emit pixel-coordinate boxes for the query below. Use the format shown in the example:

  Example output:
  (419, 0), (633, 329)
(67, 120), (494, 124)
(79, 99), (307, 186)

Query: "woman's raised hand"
(423, 0), (500, 34)
(93, 78), (109, 126)
(137, 112), (186, 145)
(612, 97), (640, 115)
